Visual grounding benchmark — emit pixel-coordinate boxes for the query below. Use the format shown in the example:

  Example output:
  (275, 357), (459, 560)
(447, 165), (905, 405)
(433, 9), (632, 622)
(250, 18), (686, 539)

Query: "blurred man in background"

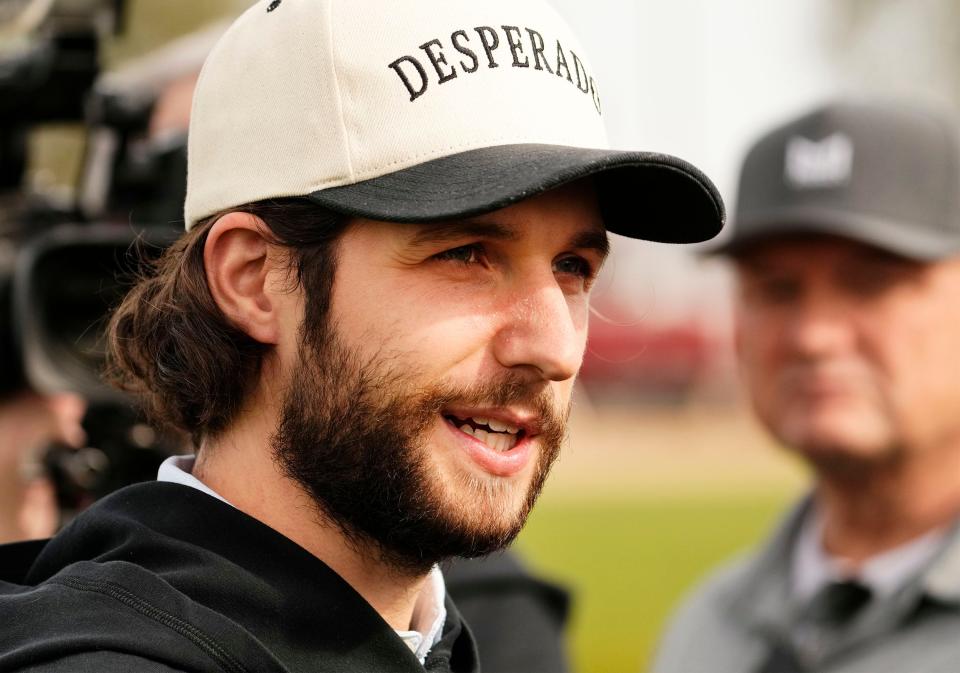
(654, 102), (960, 672)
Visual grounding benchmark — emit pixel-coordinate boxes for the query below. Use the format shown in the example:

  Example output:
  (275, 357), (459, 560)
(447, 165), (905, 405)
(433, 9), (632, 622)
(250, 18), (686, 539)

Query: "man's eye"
(434, 244), (482, 265)
(554, 255), (594, 278)
(759, 280), (800, 303)
(841, 265), (905, 297)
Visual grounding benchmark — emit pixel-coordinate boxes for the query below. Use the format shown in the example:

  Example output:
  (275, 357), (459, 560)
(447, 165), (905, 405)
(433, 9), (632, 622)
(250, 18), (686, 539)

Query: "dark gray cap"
(715, 101), (960, 259)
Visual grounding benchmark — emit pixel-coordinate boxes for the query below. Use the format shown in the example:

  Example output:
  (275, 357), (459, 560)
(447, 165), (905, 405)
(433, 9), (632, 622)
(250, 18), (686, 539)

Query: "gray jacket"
(652, 498), (960, 673)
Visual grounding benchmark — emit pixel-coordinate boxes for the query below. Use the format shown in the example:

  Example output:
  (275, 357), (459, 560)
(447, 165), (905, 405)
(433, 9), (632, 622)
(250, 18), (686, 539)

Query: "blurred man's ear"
(203, 212), (282, 346)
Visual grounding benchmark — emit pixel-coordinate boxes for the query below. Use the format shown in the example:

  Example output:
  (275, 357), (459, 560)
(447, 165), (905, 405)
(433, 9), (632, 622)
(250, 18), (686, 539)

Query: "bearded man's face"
(272, 183), (606, 571)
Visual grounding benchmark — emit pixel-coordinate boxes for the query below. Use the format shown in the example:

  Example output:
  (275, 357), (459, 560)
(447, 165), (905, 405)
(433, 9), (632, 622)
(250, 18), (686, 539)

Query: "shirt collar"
(156, 454), (448, 662)
(922, 519), (960, 604)
(396, 565), (448, 663)
(792, 502), (949, 603)
(157, 454), (233, 507)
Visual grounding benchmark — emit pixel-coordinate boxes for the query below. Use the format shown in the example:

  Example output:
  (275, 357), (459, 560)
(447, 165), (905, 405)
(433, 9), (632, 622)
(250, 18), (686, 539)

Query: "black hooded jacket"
(0, 482), (478, 673)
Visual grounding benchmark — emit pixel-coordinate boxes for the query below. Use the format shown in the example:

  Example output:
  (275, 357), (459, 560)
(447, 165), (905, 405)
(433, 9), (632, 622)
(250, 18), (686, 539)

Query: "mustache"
(302, 338), (570, 443)
(775, 362), (881, 392)
(419, 373), (569, 435)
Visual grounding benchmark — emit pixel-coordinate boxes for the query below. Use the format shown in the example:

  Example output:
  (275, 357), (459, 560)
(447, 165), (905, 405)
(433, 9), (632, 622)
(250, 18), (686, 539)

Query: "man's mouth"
(443, 414), (526, 453)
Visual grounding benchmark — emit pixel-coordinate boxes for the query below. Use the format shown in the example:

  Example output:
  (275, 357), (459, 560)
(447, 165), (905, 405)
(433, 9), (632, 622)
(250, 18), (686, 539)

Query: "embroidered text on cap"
(388, 24), (601, 114)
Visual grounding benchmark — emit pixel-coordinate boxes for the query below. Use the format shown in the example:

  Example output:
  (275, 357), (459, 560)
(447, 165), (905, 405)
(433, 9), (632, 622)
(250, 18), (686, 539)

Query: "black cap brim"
(710, 206), (960, 261)
(308, 144), (725, 243)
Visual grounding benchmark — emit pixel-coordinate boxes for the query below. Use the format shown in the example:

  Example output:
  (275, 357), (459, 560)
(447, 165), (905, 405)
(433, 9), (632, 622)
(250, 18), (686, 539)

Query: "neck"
(815, 445), (960, 566)
(192, 371), (428, 631)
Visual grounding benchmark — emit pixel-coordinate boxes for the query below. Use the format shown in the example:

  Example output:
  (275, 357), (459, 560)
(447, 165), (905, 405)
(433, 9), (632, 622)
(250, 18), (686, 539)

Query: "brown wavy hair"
(106, 198), (350, 444)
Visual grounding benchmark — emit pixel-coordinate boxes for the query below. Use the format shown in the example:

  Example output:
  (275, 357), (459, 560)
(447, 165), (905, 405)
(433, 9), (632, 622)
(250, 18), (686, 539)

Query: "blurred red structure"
(579, 306), (725, 404)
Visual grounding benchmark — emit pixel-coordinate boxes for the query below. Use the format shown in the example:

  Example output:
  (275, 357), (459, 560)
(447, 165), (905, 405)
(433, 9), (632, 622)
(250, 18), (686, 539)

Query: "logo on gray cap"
(784, 132), (854, 189)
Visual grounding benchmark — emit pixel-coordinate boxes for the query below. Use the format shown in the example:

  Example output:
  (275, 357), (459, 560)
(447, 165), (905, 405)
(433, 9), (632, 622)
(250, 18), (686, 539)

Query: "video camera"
(0, 0), (189, 523)
(0, 0), (125, 195)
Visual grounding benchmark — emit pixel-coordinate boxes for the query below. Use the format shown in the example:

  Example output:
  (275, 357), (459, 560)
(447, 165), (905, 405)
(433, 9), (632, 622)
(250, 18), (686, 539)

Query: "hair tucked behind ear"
(105, 198), (349, 445)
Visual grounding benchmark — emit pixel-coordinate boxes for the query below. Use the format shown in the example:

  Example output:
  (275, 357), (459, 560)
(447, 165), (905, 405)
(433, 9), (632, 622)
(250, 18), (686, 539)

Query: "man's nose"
(786, 297), (857, 357)
(491, 280), (584, 382)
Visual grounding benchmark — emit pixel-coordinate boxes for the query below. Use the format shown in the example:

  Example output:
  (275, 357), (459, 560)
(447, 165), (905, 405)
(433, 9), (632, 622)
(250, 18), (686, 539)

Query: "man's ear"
(204, 212), (282, 345)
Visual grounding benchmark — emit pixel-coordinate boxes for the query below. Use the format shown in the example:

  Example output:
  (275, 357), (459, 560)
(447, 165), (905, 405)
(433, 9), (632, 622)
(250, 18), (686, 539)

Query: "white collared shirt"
(791, 503), (947, 604)
(157, 454), (233, 506)
(156, 455), (447, 663)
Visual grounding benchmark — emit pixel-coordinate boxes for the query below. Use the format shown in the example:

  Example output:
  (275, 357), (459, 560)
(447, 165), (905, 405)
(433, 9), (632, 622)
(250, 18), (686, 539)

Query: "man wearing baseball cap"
(0, 1), (722, 671)
(654, 101), (960, 673)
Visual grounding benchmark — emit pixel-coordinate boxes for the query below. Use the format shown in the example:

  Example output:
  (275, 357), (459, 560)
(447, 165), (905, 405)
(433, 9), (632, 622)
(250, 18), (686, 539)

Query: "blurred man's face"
(734, 236), (960, 470)
(272, 182), (607, 570)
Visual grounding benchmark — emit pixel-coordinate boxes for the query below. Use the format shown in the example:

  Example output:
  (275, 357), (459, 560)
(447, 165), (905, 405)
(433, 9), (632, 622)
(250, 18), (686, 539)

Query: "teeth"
(457, 422), (519, 452)
(469, 416), (520, 435)
(487, 418), (519, 434)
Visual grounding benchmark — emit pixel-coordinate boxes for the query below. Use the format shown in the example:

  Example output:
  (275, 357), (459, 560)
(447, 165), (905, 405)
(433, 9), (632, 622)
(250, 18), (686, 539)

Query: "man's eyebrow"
(570, 229), (610, 261)
(407, 219), (610, 260)
(735, 258), (774, 274)
(408, 221), (519, 247)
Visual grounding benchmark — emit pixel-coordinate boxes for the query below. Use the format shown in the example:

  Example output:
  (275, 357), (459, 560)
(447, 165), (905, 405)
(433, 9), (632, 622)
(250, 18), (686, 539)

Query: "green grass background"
(516, 494), (794, 673)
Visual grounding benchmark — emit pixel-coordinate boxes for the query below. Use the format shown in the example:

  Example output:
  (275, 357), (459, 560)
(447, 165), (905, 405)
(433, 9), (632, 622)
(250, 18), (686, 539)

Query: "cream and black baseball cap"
(718, 101), (960, 259)
(184, 0), (724, 242)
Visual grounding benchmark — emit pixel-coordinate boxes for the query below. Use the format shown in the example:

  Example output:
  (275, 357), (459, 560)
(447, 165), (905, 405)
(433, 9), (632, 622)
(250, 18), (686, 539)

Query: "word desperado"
(388, 24), (601, 114)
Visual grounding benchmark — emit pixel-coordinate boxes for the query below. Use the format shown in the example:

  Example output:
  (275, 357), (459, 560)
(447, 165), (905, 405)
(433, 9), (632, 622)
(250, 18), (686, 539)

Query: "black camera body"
(1, 0), (194, 521)
(0, 0), (127, 396)
(0, 0), (125, 191)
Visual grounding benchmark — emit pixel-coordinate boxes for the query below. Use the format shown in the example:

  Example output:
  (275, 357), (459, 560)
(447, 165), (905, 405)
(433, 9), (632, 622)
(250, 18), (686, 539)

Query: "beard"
(271, 321), (567, 574)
